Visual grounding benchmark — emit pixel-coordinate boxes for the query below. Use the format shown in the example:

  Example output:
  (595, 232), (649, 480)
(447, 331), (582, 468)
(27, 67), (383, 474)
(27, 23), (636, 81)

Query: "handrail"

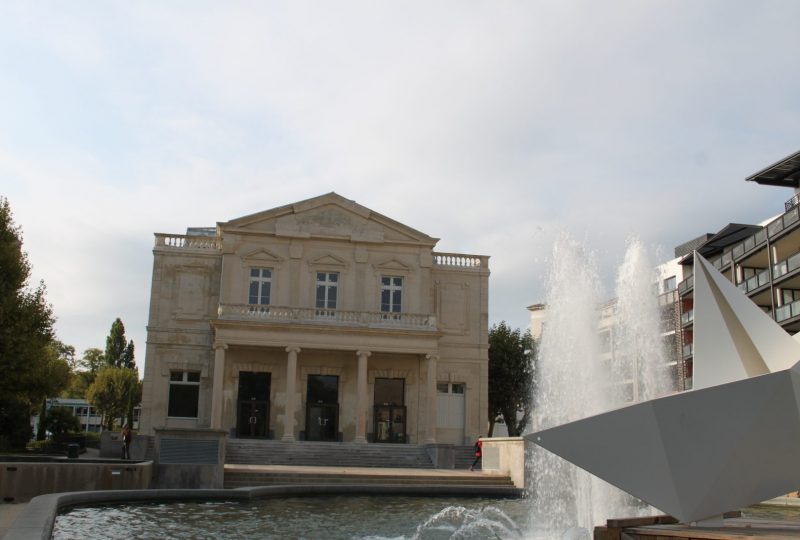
(736, 268), (770, 293)
(775, 298), (800, 323)
(773, 251), (800, 279)
(432, 252), (487, 268)
(217, 304), (438, 329)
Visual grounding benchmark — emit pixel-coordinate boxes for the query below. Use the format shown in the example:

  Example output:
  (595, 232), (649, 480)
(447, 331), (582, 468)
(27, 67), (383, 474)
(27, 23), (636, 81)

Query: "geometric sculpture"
(527, 253), (800, 524)
(693, 254), (800, 389)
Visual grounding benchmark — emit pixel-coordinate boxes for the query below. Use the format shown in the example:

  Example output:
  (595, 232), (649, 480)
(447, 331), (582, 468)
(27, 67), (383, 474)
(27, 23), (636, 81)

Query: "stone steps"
(223, 470), (516, 489)
(226, 439), (442, 468)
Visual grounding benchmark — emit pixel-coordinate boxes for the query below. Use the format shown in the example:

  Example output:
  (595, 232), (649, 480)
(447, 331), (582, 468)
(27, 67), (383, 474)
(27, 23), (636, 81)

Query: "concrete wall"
(0, 460), (152, 503)
(480, 436), (525, 488)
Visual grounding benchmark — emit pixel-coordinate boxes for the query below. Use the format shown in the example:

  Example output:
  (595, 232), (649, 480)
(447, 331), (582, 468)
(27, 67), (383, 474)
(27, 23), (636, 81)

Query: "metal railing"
(681, 310), (694, 325)
(786, 193), (800, 212)
(217, 304), (438, 329)
(736, 268), (770, 293)
(682, 343), (693, 358)
(773, 251), (800, 279)
(678, 276), (693, 295)
(775, 299), (800, 323)
(767, 205), (800, 238)
(731, 229), (767, 260)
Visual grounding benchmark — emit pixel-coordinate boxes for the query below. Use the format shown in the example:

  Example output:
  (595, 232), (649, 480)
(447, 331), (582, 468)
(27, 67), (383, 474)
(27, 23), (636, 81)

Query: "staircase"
(224, 467), (517, 489)
(226, 439), (435, 469)
(454, 445), (478, 469)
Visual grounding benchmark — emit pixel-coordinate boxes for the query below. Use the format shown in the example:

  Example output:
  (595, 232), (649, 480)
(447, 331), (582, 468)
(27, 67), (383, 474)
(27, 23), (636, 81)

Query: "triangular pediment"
(311, 254), (347, 267)
(221, 193), (439, 246)
(376, 258), (411, 271)
(241, 248), (282, 264)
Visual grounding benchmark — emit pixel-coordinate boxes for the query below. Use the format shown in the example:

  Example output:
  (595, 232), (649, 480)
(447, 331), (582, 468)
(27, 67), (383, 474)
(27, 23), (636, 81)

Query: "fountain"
(528, 233), (673, 537)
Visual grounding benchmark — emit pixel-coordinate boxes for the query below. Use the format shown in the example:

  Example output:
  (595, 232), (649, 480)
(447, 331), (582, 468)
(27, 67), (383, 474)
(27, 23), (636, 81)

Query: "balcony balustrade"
(736, 268), (770, 294)
(678, 276), (693, 295)
(432, 252), (487, 269)
(775, 299), (800, 323)
(682, 343), (693, 358)
(785, 193), (800, 212)
(217, 304), (438, 330)
(155, 233), (221, 250)
(767, 204), (800, 238)
(773, 251), (800, 280)
(681, 310), (694, 325)
(731, 229), (767, 260)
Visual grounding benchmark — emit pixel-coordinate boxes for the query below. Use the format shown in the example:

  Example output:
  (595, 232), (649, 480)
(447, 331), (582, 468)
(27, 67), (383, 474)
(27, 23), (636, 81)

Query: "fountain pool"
(53, 496), (531, 540)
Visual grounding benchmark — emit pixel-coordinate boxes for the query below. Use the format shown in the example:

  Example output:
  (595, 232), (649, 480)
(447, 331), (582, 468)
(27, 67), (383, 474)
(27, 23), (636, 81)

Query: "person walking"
(469, 438), (482, 471)
(122, 425), (132, 460)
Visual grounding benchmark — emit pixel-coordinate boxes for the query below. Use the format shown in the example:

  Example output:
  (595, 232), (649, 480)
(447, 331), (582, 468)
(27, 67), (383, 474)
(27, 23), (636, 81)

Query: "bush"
(84, 431), (101, 449)
(44, 407), (81, 435)
(26, 439), (56, 454)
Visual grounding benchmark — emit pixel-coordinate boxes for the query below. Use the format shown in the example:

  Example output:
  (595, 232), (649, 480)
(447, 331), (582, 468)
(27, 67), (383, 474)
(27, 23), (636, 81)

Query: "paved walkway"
(224, 463), (493, 477)
(0, 503), (27, 538)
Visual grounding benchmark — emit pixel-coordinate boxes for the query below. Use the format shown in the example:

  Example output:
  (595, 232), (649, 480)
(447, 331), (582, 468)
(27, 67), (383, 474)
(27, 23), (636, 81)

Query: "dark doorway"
(306, 375), (339, 441)
(236, 371), (271, 438)
(373, 378), (406, 443)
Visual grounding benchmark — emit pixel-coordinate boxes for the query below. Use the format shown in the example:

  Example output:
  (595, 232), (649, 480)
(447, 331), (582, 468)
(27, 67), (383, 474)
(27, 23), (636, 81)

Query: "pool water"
(53, 496), (531, 540)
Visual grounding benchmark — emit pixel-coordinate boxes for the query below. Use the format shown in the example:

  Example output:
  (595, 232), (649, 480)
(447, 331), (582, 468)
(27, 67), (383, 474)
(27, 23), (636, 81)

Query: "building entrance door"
(306, 375), (339, 441)
(373, 378), (406, 443)
(236, 372), (270, 438)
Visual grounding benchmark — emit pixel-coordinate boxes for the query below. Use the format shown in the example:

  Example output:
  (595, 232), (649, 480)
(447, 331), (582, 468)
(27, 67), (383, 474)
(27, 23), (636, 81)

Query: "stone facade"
(139, 193), (489, 445)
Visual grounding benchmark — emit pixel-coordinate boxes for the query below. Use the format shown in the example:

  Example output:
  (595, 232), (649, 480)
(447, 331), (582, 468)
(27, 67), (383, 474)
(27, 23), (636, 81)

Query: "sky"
(2, 1), (799, 375)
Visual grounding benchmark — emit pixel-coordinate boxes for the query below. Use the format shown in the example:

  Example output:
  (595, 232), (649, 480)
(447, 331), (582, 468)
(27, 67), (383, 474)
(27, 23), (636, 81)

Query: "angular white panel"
(693, 253), (800, 389)
(527, 362), (800, 524)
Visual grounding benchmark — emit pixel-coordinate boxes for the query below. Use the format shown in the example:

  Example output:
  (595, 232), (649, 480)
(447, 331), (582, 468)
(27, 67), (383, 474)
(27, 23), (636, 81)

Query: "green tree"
(44, 406), (81, 435)
(488, 321), (535, 437)
(86, 367), (140, 430)
(0, 198), (69, 450)
(65, 348), (106, 398)
(104, 318), (135, 370)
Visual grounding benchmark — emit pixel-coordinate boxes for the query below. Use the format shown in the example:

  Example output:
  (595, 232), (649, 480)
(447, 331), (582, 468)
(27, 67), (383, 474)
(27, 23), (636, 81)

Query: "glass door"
(306, 375), (339, 441)
(236, 372), (271, 438)
(373, 378), (406, 443)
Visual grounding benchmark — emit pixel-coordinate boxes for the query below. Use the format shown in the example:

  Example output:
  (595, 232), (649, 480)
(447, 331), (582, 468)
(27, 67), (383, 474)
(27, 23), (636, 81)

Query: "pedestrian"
(469, 438), (482, 471)
(122, 425), (132, 460)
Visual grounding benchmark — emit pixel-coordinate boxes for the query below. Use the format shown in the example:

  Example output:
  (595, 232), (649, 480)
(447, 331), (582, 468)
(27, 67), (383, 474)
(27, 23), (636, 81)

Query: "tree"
(44, 406), (81, 435)
(86, 367), (140, 430)
(104, 318), (135, 370)
(65, 348), (106, 398)
(488, 321), (535, 437)
(0, 198), (69, 450)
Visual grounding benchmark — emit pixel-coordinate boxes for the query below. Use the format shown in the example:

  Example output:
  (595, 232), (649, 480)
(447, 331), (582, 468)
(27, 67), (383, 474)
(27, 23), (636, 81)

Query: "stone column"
(355, 350), (371, 444)
(425, 353), (439, 444)
(210, 344), (227, 429)
(282, 346), (301, 441)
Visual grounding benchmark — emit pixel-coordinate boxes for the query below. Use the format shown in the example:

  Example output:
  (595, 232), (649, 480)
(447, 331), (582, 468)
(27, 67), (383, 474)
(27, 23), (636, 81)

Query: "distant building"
(31, 397), (141, 435)
(677, 149), (800, 389)
(138, 193), (490, 445)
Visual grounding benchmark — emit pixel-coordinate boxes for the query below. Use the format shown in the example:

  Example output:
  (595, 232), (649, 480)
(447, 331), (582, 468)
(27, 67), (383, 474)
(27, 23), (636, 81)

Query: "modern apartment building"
(678, 150), (800, 389)
(138, 193), (490, 445)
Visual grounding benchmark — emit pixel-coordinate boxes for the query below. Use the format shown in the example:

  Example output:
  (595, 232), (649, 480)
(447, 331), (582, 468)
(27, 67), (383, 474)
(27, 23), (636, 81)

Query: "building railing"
(773, 251), (800, 279)
(711, 252), (732, 270)
(731, 229), (767, 260)
(432, 252), (488, 268)
(681, 310), (694, 325)
(155, 233), (221, 250)
(682, 343), (693, 358)
(657, 289), (678, 306)
(767, 204), (800, 238)
(786, 193), (800, 212)
(678, 276), (693, 295)
(775, 299), (800, 323)
(736, 268), (770, 293)
(217, 304), (438, 330)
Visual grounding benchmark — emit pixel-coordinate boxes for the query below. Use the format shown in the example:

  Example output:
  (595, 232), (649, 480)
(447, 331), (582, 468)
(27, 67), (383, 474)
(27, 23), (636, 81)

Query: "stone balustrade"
(154, 233), (221, 250)
(432, 252), (487, 268)
(217, 304), (437, 330)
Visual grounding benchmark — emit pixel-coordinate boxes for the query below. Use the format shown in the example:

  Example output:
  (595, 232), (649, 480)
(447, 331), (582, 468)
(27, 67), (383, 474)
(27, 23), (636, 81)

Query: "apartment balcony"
(682, 342), (693, 359)
(775, 299), (800, 324)
(730, 228), (768, 260)
(710, 252), (733, 270)
(736, 268), (770, 294)
(217, 304), (438, 331)
(767, 204), (800, 239)
(681, 310), (694, 326)
(678, 276), (693, 295)
(773, 251), (800, 280)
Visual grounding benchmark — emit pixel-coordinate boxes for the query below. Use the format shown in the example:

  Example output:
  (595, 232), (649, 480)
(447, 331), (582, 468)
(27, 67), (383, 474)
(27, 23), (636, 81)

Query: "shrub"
(0, 396), (33, 452)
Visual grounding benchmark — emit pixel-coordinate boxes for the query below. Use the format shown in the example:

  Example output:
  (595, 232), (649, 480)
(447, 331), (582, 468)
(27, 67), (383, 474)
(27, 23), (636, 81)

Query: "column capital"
(285, 346), (301, 354)
(213, 343), (228, 351)
(425, 353), (439, 362)
(356, 350), (372, 358)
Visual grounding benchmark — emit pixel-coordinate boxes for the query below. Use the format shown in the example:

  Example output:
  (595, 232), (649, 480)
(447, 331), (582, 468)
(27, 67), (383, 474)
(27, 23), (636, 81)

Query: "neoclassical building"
(139, 193), (489, 445)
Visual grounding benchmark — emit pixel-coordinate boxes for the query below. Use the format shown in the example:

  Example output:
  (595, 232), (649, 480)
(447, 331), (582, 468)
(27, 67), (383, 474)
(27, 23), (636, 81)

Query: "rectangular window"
(437, 382), (465, 394)
(168, 370), (200, 418)
(315, 272), (339, 309)
(249, 268), (272, 305)
(663, 276), (677, 292)
(381, 276), (403, 313)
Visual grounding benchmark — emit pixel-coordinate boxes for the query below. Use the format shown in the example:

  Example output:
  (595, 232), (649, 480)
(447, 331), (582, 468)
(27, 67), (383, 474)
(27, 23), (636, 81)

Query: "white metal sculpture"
(528, 252), (800, 524)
